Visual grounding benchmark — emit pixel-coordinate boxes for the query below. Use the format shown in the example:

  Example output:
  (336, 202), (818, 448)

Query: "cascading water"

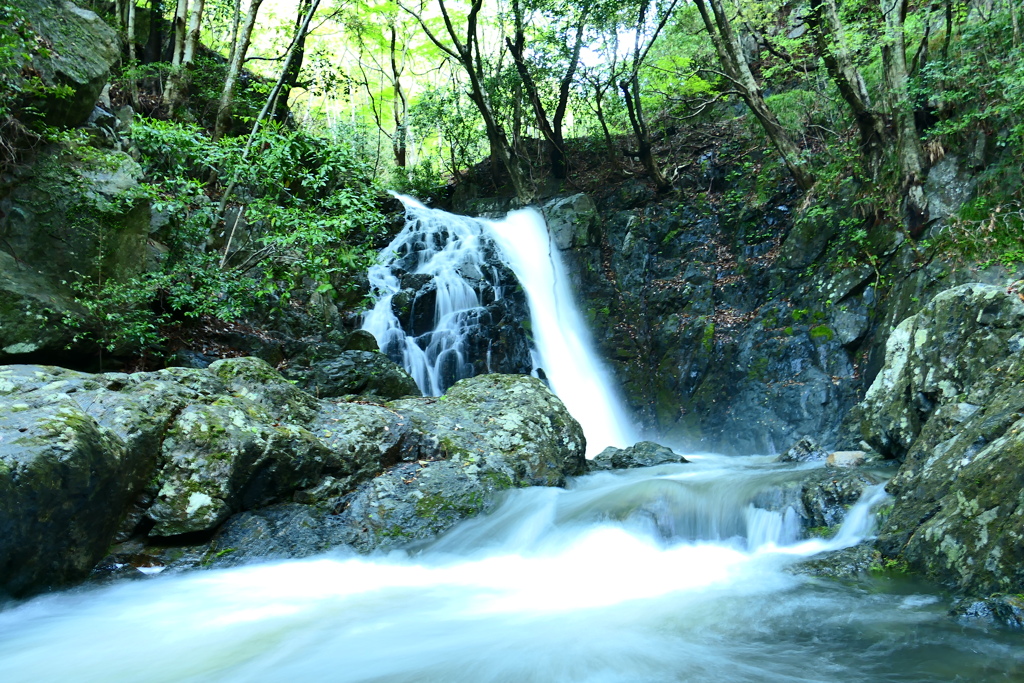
(364, 197), (634, 454)
(2, 456), (1021, 683)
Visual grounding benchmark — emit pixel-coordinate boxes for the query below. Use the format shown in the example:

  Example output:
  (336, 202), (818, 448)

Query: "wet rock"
(775, 436), (829, 463)
(2, 362), (587, 590)
(588, 441), (687, 471)
(800, 469), (880, 529)
(790, 544), (883, 580)
(858, 283), (1024, 459)
(856, 284), (1024, 597)
(542, 194), (598, 250)
(0, 393), (134, 596)
(952, 594), (1024, 630)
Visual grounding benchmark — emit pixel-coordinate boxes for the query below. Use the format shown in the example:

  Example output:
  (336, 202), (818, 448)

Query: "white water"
(364, 197), (634, 454)
(2, 457), (1020, 683)
(489, 208), (634, 454)
(363, 196), (501, 396)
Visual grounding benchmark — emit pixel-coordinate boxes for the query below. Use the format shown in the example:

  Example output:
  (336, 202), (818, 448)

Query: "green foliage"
(63, 117), (387, 358)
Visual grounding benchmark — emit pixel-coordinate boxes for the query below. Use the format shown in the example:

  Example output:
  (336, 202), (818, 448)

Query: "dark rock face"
(588, 441), (687, 471)
(542, 190), (865, 456)
(854, 285), (1024, 598)
(0, 361), (585, 594)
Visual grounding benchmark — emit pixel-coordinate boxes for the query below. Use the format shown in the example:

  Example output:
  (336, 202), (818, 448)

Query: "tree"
(619, 0), (681, 192)
(213, 0), (264, 140)
(399, 0), (533, 202)
(693, 0), (816, 190)
(505, 0), (592, 178)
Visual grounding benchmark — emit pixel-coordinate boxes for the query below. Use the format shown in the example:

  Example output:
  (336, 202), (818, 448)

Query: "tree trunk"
(273, 0), (311, 124)
(880, 0), (929, 233)
(620, 75), (669, 191)
(214, 0), (264, 141)
(182, 0), (205, 64)
(144, 0), (163, 63)
(808, 0), (887, 179)
(694, 0), (815, 190)
(389, 24), (408, 168)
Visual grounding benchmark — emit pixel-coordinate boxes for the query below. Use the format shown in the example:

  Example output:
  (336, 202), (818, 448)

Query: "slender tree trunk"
(695, 0), (815, 190)
(126, 1), (137, 59)
(808, 0), (887, 179)
(227, 0), (242, 65)
(214, 0), (264, 140)
(620, 75), (669, 190)
(880, 0), (929, 233)
(1012, 2), (1020, 47)
(171, 0), (187, 65)
(182, 0), (205, 64)
(273, 0), (311, 124)
(389, 24), (408, 167)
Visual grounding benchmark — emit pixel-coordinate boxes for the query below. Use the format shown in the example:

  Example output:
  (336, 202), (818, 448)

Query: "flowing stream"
(1, 201), (1020, 681)
(1, 457), (1021, 682)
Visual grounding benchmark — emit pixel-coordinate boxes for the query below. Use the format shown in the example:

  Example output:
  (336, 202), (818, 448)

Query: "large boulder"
(858, 283), (1024, 459)
(854, 284), (1024, 597)
(0, 251), (86, 359)
(1, 361), (588, 590)
(17, 0), (120, 128)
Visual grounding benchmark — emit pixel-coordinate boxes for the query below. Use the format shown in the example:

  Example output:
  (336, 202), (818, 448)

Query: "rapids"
(0, 456), (1020, 682)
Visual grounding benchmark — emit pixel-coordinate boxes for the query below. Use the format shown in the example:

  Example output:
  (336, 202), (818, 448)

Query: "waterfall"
(363, 197), (635, 455)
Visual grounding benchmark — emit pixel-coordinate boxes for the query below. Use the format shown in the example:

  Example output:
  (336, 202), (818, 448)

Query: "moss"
(701, 322), (715, 353)
(747, 357), (769, 381)
(805, 525), (838, 539)
(810, 324), (835, 342)
(414, 492), (484, 521)
(868, 556), (911, 576)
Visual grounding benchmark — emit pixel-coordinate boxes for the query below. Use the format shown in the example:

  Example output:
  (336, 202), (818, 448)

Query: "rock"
(0, 252), (87, 362)
(1, 362), (588, 591)
(542, 194), (597, 250)
(1, 145), (149, 288)
(17, 0), (120, 128)
(859, 283), (1024, 459)
(790, 544), (883, 580)
(343, 329), (380, 352)
(952, 594), (1024, 630)
(800, 469), (880, 529)
(332, 374), (587, 551)
(208, 356), (320, 425)
(282, 350), (420, 401)
(776, 435), (829, 463)
(145, 401), (328, 536)
(826, 450), (866, 468)
(875, 349), (1024, 597)
(854, 284), (1024, 597)
(589, 441), (687, 471)
(0, 392), (133, 596)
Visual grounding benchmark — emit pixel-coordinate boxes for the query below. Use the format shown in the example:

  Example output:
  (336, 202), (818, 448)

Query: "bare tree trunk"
(214, 0), (264, 141)
(505, 0), (590, 179)
(808, 0), (887, 180)
(171, 0), (187, 65)
(880, 0), (929, 233)
(695, 0), (815, 190)
(1012, 2), (1021, 47)
(126, 1), (137, 59)
(182, 0), (205, 64)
